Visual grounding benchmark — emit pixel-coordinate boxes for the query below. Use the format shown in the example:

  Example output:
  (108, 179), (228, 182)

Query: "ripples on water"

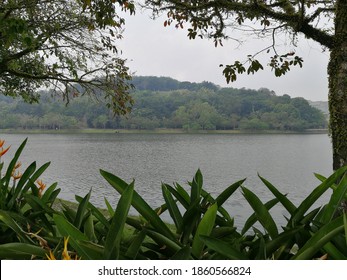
(2, 133), (332, 228)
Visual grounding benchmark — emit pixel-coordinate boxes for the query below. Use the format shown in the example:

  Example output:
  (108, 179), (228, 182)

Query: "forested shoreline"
(0, 76), (327, 131)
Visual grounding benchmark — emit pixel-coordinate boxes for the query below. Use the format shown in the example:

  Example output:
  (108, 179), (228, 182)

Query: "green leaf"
(162, 183), (183, 230)
(104, 197), (115, 216)
(53, 214), (98, 260)
(290, 166), (347, 225)
(190, 169), (203, 204)
(4, 138), (28, 187)
(242, 186), (278, 238)
(170, 246), (192, 260)
(0, 210), (34, 244)
(259, 174), (296, 215)
(0, 243), (47, 259)
(100, 170), (175, 240)
(293, 215), (345, 260)
(192, 203), (218, 258)
(74, 190), (92, 229)
(215, 178), (245, 207)
(7, 162), (36, 209)
(125, 230), (146, 259)
(200, 236), (248, 260)
(321, 173), (347, 223)
(242, 197), (279, 235)
(104, 182), (134, 259)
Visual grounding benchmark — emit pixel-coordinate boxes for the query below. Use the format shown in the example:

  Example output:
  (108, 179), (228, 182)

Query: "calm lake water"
(1, 132), (333, 228)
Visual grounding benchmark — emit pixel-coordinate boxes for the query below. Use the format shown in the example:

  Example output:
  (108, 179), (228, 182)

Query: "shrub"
(1, 138), (347, 260)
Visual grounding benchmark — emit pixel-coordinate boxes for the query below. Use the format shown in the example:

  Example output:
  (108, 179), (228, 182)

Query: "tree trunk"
(328, 0), (347, 170)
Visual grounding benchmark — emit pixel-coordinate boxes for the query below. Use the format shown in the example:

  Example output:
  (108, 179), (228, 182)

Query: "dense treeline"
(0, 76), (326, 131)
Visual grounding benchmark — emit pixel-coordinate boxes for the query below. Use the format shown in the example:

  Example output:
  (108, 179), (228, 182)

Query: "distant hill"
(131, 76), (220, 92)
(0, 76), (327, 131)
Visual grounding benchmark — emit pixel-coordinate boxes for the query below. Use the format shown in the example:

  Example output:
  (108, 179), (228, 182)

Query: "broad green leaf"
(100, 169), (175, 240)
(242, 197), (279, 235)
(0, 210), (34, 244)
(0, 243), (47, 259)
(259, 174), (296, 215)
(321, 173), (347, 223)
(104, 197), (115, 216)
(125, 230), (146, 259)
(190, 169), (203, 203)
(192, 203), (218, 258)
(242, 186), (278, 238)
(75, 195), (109, 229)
(84, 213), (97, 242)
(162, 184), (183, 230)
(200, 236), (248, 260)
(53, 214), (98, 260)
(165, 183), (190, 209)
(215, 178), (246, 207)
(104, 182), (134, 259)
(265, 226), (303, 257)
(291, 166), (347, 224)
(74, 190), (91, 229)
(145, 229), (182, 254)
(170, 246), (192, 260)
(293, 215), (345, 260)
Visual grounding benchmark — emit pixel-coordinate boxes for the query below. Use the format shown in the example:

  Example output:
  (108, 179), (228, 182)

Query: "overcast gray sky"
(119, 9), (330, 101)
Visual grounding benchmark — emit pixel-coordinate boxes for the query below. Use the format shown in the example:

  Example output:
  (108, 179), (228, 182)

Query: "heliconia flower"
(0, 145), (10, 157)
(11, 170), (22, 180)
(62, 237), (72, 260)
(46, 250), (56, 260)
(36, 179), (46, 197)
(14, 162), (22, 169)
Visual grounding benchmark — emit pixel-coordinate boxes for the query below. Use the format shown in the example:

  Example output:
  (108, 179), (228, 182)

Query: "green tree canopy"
(0, 0), (135, 115)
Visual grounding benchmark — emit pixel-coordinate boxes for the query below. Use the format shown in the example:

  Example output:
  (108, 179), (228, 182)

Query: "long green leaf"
(242, 197), (279, 235)
(100, 169), (175, 240)
(200, 236), (248, 260)
(259, 174), (296, 215)
(293, 215), (345, 260)
(4, 138), (28, 187)
(162, 183), (182, 230)
(192, 203), (218, 258)
(242, 186), (278, 238)
(104, 182), (134, 259)
(125, 230), (146, 259)
(7, 162), (36, 209)
(170, 246), (192, 260)
(0, 210), (34, 244)
(190, 169), (203, 203)
(0, 243), (47, 259)
(291, 166), (347, 224)
(75, 195), (109, 229)
(53, 214), (97, 260)
(321, 173), (347, 223)
(74, 190), (92, 229)
(215, 178), (246, 207)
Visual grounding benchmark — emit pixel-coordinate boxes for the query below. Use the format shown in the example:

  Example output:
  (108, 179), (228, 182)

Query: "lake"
(1, 132), (333, 228)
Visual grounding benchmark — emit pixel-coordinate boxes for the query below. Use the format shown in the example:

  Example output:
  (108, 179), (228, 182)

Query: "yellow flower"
(46, 251), (56, 260)
(62, 237), (72, 260)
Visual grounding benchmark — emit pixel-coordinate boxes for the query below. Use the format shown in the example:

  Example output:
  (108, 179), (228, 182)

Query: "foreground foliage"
(1, 138), (347, 259)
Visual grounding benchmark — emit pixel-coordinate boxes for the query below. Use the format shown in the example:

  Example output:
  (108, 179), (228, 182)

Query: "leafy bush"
(0, 138), (347, 260)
